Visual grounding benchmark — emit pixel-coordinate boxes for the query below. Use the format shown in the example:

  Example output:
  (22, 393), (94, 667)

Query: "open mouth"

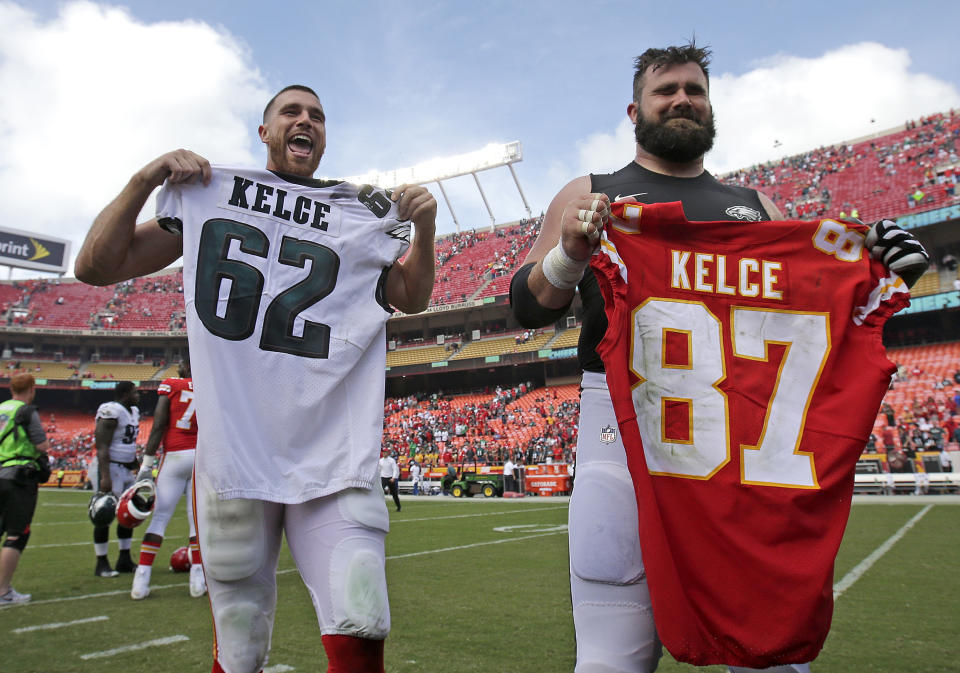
(287, 134), (314, 157)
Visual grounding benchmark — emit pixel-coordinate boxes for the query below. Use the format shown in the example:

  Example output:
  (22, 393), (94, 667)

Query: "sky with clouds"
(2, 0), (959, 277)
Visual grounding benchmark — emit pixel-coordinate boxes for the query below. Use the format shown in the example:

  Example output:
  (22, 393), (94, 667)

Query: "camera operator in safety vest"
(0, 374), (50, 604)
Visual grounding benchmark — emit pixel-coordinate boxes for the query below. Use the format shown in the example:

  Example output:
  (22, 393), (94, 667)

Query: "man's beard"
(634, 108), (716, 163)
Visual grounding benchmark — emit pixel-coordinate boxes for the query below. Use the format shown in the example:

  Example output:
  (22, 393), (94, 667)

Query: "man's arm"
(94, 417), (118, 493)
(24, 410), (49, 455)
(75, 150), (211, 286)
(142, 396), (170, 458)
(510, 176), (608, 327)
(385, 184), (438, 314)
(137, 395), (170, 480)
(757, 192), (784, 220)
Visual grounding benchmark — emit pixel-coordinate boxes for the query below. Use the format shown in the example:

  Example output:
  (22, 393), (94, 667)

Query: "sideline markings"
(387, 530), (565, 560)
(31, 536), (186, 550)
(13, 615), (109, 633)
(80, 635), (189, 660)
(833, 504), (933, 599)
(389, 505), (566, 523)
(264, 665), (295, 673)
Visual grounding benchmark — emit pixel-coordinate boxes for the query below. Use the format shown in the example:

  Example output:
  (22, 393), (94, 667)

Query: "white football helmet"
(115, 479), (156, 528)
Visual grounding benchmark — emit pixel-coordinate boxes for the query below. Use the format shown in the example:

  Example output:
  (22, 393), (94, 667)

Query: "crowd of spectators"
(866, 367), (960, 477)
(720, 109), (960, 223)
(382, 383), (578, 470)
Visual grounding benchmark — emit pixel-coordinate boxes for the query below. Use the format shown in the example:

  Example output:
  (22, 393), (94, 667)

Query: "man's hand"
(865, 219), (930, 288)
(560, 193), (610, 260)
(135, 149), (212, 190)
(100, 473), (113, 495)
(391, 184), (438, 233)
(135, 457), (156, 483)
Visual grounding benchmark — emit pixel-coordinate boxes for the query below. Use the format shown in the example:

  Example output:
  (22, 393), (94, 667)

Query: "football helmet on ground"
(88, 492), (118, 526)
(170, 546), (191, 572)
(116, 479), (156, 528)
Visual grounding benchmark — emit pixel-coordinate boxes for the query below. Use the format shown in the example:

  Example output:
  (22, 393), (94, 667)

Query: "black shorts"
(0, 478), (38, 536)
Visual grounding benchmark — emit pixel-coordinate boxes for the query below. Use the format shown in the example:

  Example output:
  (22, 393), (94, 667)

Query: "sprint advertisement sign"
(0, 226), (70, 274)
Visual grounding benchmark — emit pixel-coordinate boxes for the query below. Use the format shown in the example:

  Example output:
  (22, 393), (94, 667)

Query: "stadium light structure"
(340, 141), (531, 232)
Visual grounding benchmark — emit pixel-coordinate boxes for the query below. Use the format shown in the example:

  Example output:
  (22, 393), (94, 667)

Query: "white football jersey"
(95, 401), (141, 463)
(157, 166), (410, 503)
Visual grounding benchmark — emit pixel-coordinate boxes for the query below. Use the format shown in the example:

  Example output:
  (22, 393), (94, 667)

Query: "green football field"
(2, 490), (956, 673)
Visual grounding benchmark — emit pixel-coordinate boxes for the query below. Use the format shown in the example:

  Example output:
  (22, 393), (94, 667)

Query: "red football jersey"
(591, 201), (909, 667)
(156, 377), (198, 452)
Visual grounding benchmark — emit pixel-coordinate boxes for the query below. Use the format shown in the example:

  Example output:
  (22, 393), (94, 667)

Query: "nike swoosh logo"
(614, 192), (648, 201)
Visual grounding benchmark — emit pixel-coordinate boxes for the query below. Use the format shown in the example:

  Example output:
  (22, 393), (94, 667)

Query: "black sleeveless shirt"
(579, 161), (769, 372)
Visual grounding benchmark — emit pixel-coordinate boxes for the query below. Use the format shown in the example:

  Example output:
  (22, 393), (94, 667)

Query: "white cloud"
(0, 1), (269, 274)
(572, 42), (960, 179)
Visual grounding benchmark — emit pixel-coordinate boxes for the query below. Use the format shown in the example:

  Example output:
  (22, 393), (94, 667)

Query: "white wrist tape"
(141, 455), (156, 469)
(541, 242), (590, 290)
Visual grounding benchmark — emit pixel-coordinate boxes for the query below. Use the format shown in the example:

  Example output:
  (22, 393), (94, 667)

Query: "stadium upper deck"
(0, 110), (957, 334)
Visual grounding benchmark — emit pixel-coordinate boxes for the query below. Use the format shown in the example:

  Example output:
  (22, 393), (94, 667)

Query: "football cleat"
(189, 564), (207, 597)
(170, 546), (191, 572)
(95, 557), (119, 578)
(115, 550), (137, 573)
(116, 480), (156, 528)
(88, 492), (118, 527)
(131, 565), (151, 600)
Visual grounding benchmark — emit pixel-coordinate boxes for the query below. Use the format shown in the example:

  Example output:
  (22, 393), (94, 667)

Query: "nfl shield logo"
(599, 425), (617, 444)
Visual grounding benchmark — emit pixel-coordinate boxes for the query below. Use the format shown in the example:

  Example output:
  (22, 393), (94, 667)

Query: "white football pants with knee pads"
(196, 472), (390, 673)
(88, 458), (136, 497)
(286, 486), (391, 639)
(571, 375), (661, 673)
(572, 374), (813, 673)
(145, 449), (196, 538)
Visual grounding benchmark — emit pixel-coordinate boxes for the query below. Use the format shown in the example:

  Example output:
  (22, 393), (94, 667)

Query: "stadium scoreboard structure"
(340, 141), (532, 231)
(0, 225), (71, 275)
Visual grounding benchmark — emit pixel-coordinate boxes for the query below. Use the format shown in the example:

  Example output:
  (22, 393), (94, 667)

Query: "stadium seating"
(386, 344), (453, 368)
(83, 362), (165, 381)
(722, 111), (960, 224)
(0, 359), (81, 380)
(548, 327), (581, 350)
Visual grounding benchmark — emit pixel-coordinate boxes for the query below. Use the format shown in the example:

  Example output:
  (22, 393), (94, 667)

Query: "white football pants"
(195, 471), (390, 673)
(145, 448), (196, 538)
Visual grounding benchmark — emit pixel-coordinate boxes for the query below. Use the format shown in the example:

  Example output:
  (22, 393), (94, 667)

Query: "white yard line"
(386, 530), (565, 560)
(12, 615), (108, 633)
(833, 504), (933, 599)
(264, 665), (295, 673)
(80, 635), (189, 660)
(30, 536), (186, 550)
(389, 505), (566, 523)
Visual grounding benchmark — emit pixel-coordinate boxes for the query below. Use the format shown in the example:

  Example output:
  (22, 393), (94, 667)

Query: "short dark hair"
(115, 381), (136, 400)
(633, 41), (712, 103)
(263, 85), (320, 122)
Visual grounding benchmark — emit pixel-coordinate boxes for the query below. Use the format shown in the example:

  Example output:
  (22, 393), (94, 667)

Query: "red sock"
(321, 635), (384, 673)
(189, 538), (202, 565)
(138, 541), (161, 567)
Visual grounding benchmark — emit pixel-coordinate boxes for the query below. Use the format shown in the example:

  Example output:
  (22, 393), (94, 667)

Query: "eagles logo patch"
(725, 205), (762, 221)
(599, 425), (617, 444)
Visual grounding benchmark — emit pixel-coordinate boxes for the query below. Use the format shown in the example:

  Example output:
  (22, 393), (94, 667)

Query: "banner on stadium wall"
(41, 470), (86, 488)
(82, 380), (141, 389)
(896, 203), (960, 230)
(0, 226), (71, 274)
(895, 291), (960, 315)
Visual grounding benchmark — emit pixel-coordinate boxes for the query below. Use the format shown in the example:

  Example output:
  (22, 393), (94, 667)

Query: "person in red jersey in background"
(130, 354), (204, 600)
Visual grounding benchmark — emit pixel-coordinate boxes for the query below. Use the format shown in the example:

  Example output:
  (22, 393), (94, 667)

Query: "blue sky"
(2, 0), (959, 275)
